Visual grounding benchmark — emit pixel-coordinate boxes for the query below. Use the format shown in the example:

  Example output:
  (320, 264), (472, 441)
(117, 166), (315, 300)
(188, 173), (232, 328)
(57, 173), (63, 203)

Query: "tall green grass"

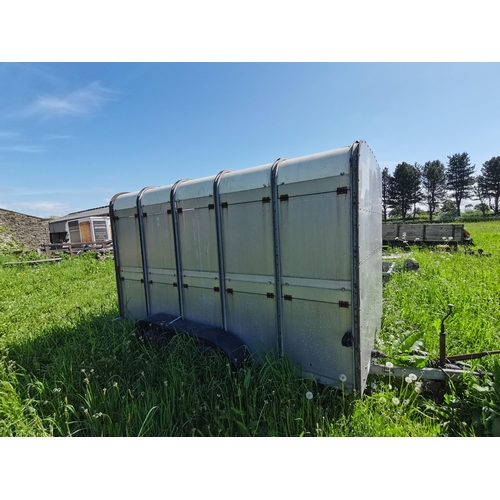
(1, 223), (499, 436)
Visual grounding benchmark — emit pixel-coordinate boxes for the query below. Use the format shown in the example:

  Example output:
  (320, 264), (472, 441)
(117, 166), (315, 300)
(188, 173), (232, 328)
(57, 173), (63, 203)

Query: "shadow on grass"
(4, 307), (361, 437)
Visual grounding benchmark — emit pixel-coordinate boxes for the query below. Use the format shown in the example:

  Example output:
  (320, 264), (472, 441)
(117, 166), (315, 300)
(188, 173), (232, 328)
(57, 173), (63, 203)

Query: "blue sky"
(1, 62), (499, 218)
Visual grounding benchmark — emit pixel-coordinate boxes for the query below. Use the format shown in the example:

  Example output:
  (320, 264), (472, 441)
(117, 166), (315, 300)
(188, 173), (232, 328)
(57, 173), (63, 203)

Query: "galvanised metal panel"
(218, 164), (278, 355)
(112, 191), (147, 319)
(140, 185), (180, 316)
(278, 183), (352, 281)
(282, 288), (354, 389)
(354, 141), (382, 394)
(275, 148), (355, 388)
(175, 177), (222, 328)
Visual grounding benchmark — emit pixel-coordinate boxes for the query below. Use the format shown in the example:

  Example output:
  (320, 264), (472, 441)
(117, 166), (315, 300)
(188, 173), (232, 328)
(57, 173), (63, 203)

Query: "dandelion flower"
(409, 373), (417, 381)
(306, 391), (313, 400)
(385, 361), (394, 369)
(392, 397), (400, 405)
(405, 376), (412, 384)
(339, 374), (347, 382)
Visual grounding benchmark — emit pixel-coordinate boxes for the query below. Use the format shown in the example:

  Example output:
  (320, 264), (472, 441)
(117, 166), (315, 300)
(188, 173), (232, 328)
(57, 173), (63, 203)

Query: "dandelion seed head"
(415, 385), (422, 394)
(379, 397), (386, 404)
(339, 374), (347, 382)
(392, 397), (400, 405)
(403, 399), (410, 406)
(405, 376), (412, 384)
(409, 373), (417, 381)
(385, 361), (394, 369)
(306, 391), (313, 400)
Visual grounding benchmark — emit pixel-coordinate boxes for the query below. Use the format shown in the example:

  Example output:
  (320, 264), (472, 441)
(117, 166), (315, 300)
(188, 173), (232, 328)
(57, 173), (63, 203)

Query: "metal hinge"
(267, 292), (275, 299)
(221, 202), (228, 209)
(183, 284), (188, 289)
(143, 212), (148, 217)
(284, 294), (292, 301)
(173, 282), (178, 287)
(140, 279), (144, 283)
(214, 286), (220, 292)
(280, 194), (289, 202)
(177, 208), (183, 214)
(336, 187), (348, 195)
(167, 209), (172, 215)
(262, 197), (271, 204)
(339, 301), (349, 308)
(148, 280), (153, 285)
(208, 204), (215, 210)
(226, 288), (234, 294)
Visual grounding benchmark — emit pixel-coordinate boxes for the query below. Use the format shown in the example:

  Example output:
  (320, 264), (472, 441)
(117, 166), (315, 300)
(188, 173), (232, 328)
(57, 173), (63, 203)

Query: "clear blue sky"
(1, 62), (499, 218)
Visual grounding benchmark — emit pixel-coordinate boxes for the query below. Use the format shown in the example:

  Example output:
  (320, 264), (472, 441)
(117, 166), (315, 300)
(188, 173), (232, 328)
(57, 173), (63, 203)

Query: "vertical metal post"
(440, 304), (453, 367)
(170, 179), (189, 319)
(109, 192), (129, 319)
(349, 141), (361, 391)
(137, 187), (155, 316)
(271, 158), (287, 356)
(214, 170), (231, 331)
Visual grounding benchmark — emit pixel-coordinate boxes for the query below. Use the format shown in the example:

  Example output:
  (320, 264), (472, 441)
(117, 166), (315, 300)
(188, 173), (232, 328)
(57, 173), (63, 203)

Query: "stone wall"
(0, 208), (50, 249)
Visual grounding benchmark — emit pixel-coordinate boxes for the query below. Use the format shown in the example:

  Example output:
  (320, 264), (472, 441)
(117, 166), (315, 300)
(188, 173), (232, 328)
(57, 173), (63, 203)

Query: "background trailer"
(110, 140), (382, 394)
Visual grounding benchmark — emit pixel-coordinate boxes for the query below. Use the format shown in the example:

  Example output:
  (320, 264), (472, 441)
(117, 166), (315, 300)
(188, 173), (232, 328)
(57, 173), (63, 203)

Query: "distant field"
(0, 222), (499, 436)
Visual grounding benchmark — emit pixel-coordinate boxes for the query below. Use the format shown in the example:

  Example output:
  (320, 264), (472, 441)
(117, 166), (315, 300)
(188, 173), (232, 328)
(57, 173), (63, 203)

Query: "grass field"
(1, 222), (499, 437)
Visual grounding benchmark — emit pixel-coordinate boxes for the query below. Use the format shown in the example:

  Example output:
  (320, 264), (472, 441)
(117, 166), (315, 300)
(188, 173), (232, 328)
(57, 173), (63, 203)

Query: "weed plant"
(1, 223), (500, 436)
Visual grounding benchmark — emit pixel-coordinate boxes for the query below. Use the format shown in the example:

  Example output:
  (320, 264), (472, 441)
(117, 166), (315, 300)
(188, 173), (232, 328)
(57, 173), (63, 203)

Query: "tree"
(387, 162), (422, 222)
(436, 199), (459, 222)
(446, 153), (475, 216)
(381, 167), (390, 222)
(473, 175), (490, 216)
(480, 156), (500, 214)
(421, 160), (446, 222)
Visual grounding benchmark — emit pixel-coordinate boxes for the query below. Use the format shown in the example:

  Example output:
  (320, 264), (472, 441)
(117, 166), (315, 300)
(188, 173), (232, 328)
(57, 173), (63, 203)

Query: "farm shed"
(49, 206), (111, 244)
(110, 140), (382, 394)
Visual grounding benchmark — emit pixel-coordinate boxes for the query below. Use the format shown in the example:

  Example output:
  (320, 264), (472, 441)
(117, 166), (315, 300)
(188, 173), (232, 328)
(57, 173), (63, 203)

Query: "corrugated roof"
(50, 206), (110, 224)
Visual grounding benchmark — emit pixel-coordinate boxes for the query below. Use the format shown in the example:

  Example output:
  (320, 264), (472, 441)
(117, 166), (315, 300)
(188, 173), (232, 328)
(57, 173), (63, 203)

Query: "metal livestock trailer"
(110, 141), (382, 394)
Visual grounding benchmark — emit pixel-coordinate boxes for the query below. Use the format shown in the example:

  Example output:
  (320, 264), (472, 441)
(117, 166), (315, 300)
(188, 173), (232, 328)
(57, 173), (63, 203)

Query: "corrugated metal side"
(140, 186), (180, 316)
(354, 141), (382, 394)
(112, 191), (148, 320)
(218, 164), (278, 355)
(276, 148), (356, 389)
(174, 177), (222, 328)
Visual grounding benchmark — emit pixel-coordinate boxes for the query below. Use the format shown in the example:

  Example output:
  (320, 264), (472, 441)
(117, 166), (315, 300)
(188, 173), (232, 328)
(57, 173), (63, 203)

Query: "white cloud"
(0, 144), (46, 152)
(42, 134), (73, 140)
(25, 81), (116, 119)
(7, 200), (71, 217)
